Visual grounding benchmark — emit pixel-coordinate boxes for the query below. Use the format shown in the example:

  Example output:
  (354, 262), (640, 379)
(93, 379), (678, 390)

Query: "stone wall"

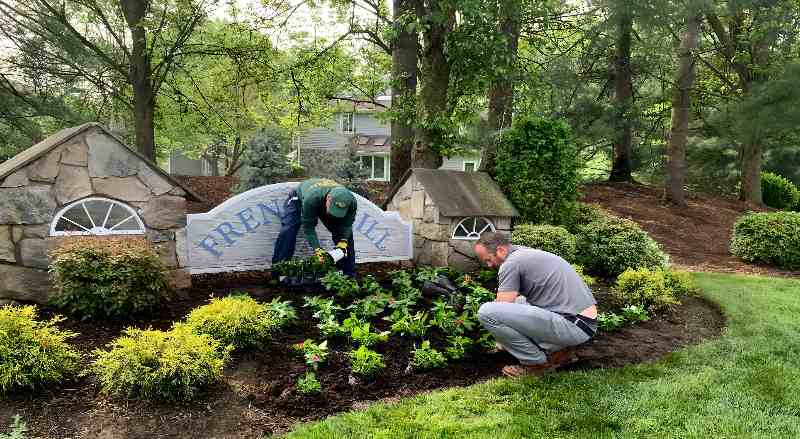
(385, 174), (512, 272)
(0, 124), (192, 305)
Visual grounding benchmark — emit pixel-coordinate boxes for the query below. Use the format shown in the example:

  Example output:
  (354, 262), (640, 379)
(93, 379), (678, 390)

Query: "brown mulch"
(172, 175), (239, 214)
(581, 182), (800, 277)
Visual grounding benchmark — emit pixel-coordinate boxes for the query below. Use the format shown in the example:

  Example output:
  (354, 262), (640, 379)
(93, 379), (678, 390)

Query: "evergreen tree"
(237, 129), (291, 192)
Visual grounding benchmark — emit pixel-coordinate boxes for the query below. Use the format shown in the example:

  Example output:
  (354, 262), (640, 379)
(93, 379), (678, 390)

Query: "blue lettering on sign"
(257, 199), (284, 224)
(355, 212), (392, 251)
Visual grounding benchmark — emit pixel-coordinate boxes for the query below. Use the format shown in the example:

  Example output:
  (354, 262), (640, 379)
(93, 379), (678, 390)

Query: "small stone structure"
(384, 169), (518, 271)
(0, 123), (202, 305)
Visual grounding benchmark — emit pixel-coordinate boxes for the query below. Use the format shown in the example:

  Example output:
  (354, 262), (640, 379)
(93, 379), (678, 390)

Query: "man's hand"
(495, 291), (519, 303)
(336, 240), (348, 257)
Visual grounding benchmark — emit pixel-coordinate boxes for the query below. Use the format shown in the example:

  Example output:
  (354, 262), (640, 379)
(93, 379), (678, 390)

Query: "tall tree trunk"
(665, 14), (700, 206)
(481, 0), (520, 177)
(609, 10), (633, 182)
(390, 0), (418, 185)
(740, 140), (763, 204)
(121, 0), (157, 161)
(413, 2), (453, 169)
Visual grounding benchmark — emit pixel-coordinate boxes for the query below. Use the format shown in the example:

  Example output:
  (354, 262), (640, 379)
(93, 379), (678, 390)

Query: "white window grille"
(358, 153), (389, 181)
(463, 160), (478, 172)
(452, 217), (495, 240)
(50, 197), (146, 237)
(341, 112), (355, 134)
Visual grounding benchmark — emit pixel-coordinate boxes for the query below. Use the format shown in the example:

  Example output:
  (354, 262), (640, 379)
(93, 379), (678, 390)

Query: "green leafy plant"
(321, 271), (361, 299)
(347, 292), (391, 320)
(495, 116), (580, 226)
(409, 341), (447, 371)
(292, 339), (329, 370)
(761, 171), (800, 210)
(385, 310), (431, 337)
(266, 297), (297, 326)
(731, 212), (800, 269)
(304, 253), (334, 275)
(414, 266), (447, 283)
(445, 336), (473, 360)
(184, 295), (287, 350)
(476, 331), (497, 352)
(613, 268), (682, 312)
(296, 371), (322, 394)
(49, 237), (168, 319)
(361, 275), (386, 295)
(430, 299), (474, 336)
(342, 314), (389, 347)
(512, 224), (578, 262)
(91, 324), (231, 401)
(572, 264), (596, 287)
(565, 202), (608, 234)
(0, 416), (28, 439)
(303, 296), (341, 320)
(0, 305), (80, 394)
(272, 259), (305, 277)
(317, 317), (346, 338)
(576, 215), (668, 278)
(597, 313), (626, 332)
(349, 345), (385, 377)
(621, 305), (650, 323)
(664, 270), (696, 297)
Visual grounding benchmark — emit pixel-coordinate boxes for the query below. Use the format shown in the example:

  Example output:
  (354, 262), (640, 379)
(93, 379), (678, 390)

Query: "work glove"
(314, 247), (327, 263)
(336, 240), (348, 257)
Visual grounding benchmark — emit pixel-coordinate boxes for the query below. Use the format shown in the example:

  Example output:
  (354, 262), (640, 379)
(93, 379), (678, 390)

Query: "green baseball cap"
(328, 187), (354, 218)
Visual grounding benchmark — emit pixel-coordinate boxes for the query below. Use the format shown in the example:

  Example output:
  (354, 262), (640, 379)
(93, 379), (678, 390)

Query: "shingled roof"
(0, 123), (203, 202)
(384, 168), (519, 217)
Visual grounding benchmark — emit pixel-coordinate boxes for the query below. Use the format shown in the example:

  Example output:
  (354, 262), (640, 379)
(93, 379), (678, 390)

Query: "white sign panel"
(185, 182), (413, 274)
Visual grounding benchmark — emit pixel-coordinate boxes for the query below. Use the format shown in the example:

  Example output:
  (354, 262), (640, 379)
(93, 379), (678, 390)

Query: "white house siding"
(354, 113), (390, 136)
(440, 155), (482, 172)
(169, 150), (213, 176)
(299, 127), (350, 149)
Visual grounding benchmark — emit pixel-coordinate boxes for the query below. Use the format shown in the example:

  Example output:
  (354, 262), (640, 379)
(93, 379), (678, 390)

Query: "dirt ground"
(581, 182), (800, 277)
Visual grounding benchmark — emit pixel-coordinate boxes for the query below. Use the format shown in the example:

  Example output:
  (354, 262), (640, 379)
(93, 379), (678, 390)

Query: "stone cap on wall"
(383, 168), (519, 218)
(0, 123), (204, 203)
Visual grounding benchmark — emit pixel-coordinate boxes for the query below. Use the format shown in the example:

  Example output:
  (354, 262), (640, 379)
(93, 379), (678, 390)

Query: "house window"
(452, 217), (496, 240)
(463, 161), (478, 172)
(341, 112), (355, 134)
(50, 197), (146, 237)
(358, 153), (389, 181)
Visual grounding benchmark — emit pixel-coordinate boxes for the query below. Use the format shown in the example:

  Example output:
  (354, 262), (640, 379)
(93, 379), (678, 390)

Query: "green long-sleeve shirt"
(296, 178), (357, 249)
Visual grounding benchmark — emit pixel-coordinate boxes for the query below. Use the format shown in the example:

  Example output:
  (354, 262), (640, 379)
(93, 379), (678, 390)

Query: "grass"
(280, 273), (800, 438)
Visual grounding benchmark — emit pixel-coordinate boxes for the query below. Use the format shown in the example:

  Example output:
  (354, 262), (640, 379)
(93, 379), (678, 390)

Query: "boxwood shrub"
(565, 202), (609, 234)
(512, 224), (577, 262)
(730, 212), (800, 269)
(612, 268), (694, 312)
(91, 324), (231, 401)
(576, 215), (668, 278)
(0, 305), (80, 394)
(184, 294), (291, 350)
(761, 172), (799, 210)
(49, 237), (168, 320)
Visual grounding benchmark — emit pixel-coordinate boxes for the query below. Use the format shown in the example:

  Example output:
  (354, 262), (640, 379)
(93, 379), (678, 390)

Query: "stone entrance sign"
(185, 182), (413, 274)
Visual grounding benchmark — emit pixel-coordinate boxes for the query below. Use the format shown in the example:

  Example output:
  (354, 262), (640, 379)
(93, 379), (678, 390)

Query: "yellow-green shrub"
(0, 305), (80, 394)
(612, 268), (693, 312)
(49, 237), (168, 319)
(90, 324), (231, 401)
(184, 295), (291, 350)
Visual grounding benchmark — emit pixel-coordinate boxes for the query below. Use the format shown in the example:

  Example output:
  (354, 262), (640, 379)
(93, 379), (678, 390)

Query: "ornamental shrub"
(91, 324), (231, 401)
(612, 268), (684, 312)
(565, 202), (609, 234)
(184, 295), (292, 350)
(0, 305), (80, 394)
(512, 224), (577, 262)
(49, 237), (168, 320)
(730, 212), (800, 269)
(761, 172), (800, 210)
(576, 216), (668, 278)
(495, 116), (580, 226)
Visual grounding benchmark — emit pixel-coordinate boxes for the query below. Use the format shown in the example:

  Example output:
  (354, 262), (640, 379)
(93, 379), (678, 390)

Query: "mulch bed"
(1, 264), (724, 439)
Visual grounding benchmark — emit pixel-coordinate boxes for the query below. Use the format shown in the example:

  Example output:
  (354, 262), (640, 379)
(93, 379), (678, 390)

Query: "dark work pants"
(271, 190), (356, 277)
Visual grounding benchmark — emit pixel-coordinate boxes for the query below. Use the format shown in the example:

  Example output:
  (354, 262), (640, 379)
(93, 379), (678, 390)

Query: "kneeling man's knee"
(477, 302), (499, 324)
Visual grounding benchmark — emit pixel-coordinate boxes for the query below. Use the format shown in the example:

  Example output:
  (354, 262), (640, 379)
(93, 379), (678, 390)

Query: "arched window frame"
(451, 216), (496, 240)
(50, 197), (146, 237)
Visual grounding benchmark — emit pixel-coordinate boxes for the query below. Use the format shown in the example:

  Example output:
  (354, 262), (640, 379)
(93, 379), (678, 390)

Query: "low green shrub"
(730, 212), (800, 269)
(184, 295), (290, 350)
(761, 172), (800, 210)
(91, 324), (231, 401)
(512, 224), (577, 262)
(576, 215), (668, 277)
(565, 202), (609, 234)
(296, 371), (321, 394)
(612, 268), (684, 312)
(349, 345), (385, 377)
(49, 237), (168, 320)
(409, 341), (447, 371)
(0, 415), (28, 439)
(0, 305), (80, 394)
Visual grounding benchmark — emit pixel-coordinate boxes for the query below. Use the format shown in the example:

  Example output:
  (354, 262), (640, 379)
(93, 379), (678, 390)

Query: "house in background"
(166, 150), (220, 176)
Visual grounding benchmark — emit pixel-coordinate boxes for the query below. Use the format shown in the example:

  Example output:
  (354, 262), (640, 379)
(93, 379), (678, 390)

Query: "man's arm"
(301, 198), (322, 249)
(496, 291), (519, 303)
(496, 260), (521, 303)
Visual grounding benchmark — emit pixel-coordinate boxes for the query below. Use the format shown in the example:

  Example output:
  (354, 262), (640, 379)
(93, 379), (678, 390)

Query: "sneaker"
(501, 363), (553, 378)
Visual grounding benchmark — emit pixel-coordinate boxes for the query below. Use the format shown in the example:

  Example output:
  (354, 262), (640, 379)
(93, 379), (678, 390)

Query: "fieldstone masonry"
(384, 169), (517, 272)
(0, 123), (201, 304)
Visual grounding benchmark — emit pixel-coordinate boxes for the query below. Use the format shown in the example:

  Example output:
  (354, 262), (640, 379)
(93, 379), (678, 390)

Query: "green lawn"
(280, 273), (800, 438)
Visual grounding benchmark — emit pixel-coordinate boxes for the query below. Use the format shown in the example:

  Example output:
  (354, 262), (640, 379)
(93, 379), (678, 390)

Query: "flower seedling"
(317, 317), (346, 338)
(385, 310), (430, 338)
(444, 335), (473, 360)
(409, 340), (447, 371)
(361, 275), (386, 295)
(430, 299), (473, 335)
(303, 296), (341, 321)
(349, 345), (385, 377)
(597, 312), (626, 332)
(266, 297), (297, 326)
(477, 330), (497, 352)
(292, 339), (329, 370)
(296, 371), (322, 394)
(343, 313), (389, 347)
(347, 292), (391, 319)
(621, 305), (650, 322)
(414, 266), (447, 283)
(321, 272), (361, 299)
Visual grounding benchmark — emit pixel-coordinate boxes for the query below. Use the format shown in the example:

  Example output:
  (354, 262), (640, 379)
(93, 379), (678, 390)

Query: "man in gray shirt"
(473, 232), (597, 378)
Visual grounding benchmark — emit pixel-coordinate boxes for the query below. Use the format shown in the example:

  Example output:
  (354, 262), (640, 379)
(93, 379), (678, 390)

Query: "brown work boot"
(547, 350), (578, 368)
(501, 363), (554, 378)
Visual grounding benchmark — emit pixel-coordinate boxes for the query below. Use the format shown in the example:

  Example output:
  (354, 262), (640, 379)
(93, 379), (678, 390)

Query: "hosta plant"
(409, 341), (447, 371)
(349, 345), (385, 377)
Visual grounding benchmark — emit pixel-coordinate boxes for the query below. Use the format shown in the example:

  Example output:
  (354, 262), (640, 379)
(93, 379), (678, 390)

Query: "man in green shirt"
(272, 178), (358, 276)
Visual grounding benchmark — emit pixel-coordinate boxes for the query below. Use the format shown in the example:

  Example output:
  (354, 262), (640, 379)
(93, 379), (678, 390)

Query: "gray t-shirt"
(498, 245), (596, 315)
